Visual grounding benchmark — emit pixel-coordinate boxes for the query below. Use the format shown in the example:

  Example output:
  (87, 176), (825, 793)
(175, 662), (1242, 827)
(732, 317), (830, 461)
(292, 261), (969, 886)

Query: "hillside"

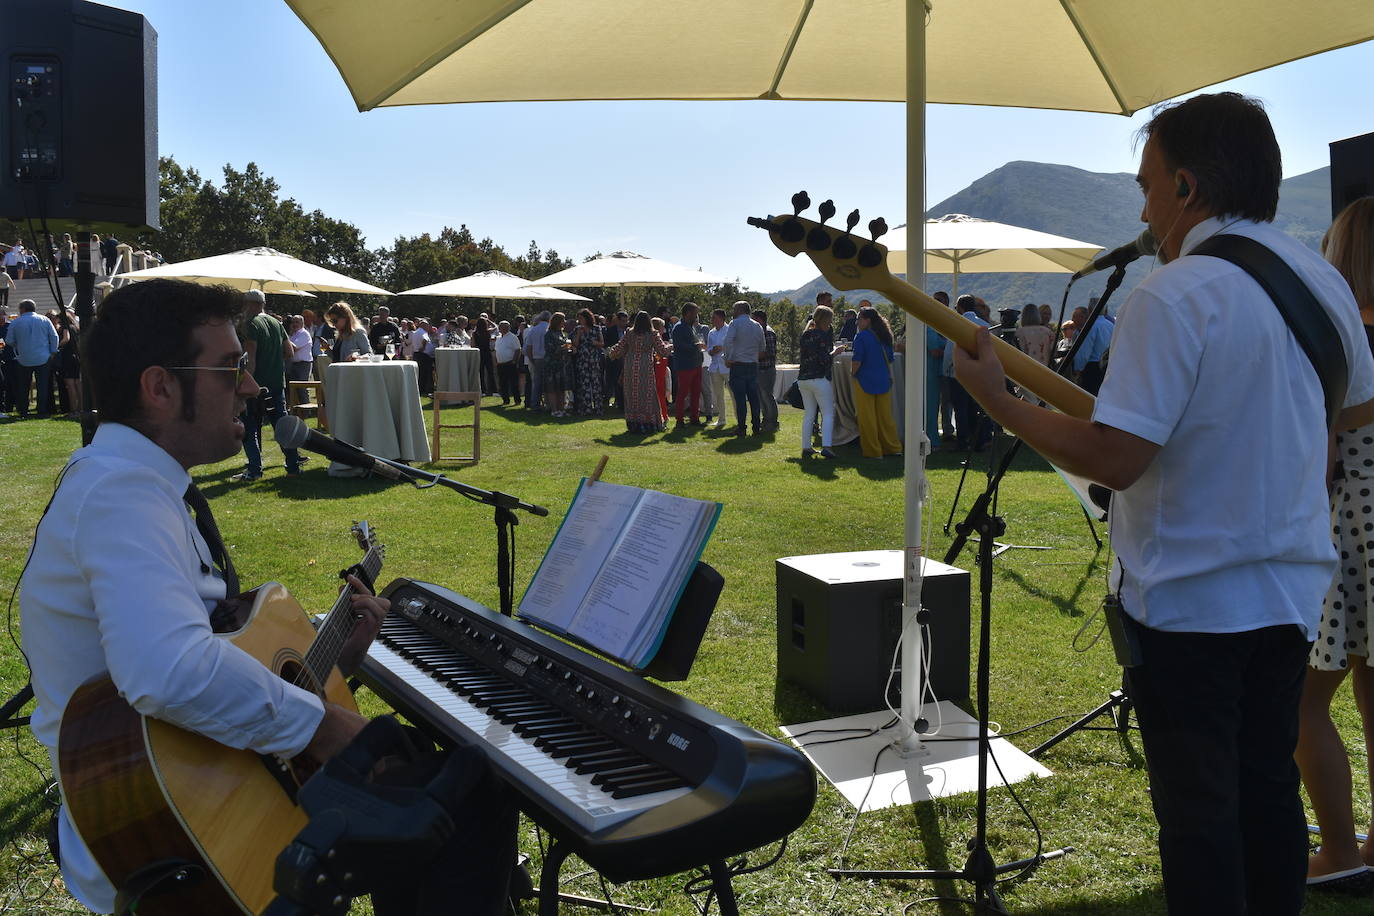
(768, 161), (1333, 315)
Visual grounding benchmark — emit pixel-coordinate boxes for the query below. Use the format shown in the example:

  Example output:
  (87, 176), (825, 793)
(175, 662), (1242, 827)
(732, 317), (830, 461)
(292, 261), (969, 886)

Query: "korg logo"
(667, 733), (690, 752)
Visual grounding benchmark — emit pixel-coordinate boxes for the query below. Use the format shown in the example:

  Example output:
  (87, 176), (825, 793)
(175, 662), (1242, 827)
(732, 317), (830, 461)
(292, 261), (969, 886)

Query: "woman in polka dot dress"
(1296, 197), (1374, 891)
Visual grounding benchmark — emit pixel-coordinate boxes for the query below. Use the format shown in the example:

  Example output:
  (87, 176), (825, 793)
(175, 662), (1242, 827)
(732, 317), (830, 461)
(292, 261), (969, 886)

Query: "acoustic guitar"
(57, 522), (384, 916)
(748, 193), (1096, 420)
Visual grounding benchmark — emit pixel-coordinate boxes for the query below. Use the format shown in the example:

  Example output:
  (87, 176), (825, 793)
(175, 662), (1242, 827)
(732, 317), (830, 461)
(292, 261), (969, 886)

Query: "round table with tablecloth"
(325, 360), (431, 475)
(434, 347), (482, 395)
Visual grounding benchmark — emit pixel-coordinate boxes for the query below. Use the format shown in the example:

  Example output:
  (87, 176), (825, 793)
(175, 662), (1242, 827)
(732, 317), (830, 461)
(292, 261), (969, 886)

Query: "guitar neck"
(303, 547), (384, 687)
(874, 276), (1096, 420)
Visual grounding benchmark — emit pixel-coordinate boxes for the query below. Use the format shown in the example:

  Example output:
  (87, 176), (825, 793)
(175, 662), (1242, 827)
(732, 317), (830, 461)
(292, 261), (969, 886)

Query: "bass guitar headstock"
(747, 191), (895, 292)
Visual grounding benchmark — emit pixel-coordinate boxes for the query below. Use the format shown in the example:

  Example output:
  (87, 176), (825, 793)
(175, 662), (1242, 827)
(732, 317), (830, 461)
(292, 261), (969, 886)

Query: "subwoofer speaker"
(1330, 131), (1374, 220)
(1, 0), (158, 231)
(776, 551), (970, 715)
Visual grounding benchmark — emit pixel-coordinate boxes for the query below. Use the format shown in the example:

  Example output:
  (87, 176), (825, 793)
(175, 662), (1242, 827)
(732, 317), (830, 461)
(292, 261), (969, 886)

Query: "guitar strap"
(1191, 234), (1348, 431)
(183, 483), (240, 598)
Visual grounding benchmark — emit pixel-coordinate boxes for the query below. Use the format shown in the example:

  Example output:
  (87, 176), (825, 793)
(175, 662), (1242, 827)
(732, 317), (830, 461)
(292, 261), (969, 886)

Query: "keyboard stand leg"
(536, 840), (652, 914)
(538, 841), (571, 916)
(708, 860), (740, 916)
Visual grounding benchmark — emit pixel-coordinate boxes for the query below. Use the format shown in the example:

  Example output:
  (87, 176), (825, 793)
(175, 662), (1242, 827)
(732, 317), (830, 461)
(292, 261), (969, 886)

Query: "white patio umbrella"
(287, 0), (1374, 756)
(525, 250), (731, 309)
(117, 246), (392, 296)
(397, 269), (589, 302)
(886, 215), (1103, 300)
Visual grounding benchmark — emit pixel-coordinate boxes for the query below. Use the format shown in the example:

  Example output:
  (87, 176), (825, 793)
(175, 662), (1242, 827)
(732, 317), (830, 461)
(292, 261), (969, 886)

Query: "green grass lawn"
(0, 403), (1369, 915)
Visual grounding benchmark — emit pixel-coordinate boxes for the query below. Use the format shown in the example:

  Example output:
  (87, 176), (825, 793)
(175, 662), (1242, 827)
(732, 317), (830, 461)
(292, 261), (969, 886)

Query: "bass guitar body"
(57, 583), (358, 916)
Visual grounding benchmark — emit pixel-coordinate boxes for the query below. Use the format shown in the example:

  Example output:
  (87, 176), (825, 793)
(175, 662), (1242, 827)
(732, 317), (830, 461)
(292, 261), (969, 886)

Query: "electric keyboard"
(356, 579), (817, 883)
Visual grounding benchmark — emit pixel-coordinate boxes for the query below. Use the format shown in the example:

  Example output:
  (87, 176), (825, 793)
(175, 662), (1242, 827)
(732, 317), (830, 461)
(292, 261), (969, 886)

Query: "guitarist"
(19, 278), (515, 915)
(953, 93), (1374, 915)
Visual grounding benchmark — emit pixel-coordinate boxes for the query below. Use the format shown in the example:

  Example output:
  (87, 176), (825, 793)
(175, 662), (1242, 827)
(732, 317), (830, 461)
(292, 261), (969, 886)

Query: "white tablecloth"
(434, 347), (481, 394)
(831, 352), (904, 446)
(325, 361), (431, 475)
(773, 364), (800, 400)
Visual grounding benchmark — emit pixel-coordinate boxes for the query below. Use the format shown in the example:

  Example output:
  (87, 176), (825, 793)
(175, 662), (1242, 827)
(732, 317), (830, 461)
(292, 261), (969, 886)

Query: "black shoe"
(820, 448), (836, 459)
(802, 448), (815, 458)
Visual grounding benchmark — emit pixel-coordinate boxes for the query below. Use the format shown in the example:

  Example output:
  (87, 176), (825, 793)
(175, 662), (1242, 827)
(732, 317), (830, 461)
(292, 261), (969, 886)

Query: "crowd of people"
(920, 290), (1116, 453)
(1, 300), (82, 419)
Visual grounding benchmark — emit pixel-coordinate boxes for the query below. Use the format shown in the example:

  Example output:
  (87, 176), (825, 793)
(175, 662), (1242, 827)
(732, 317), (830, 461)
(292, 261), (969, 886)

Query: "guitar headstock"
(351, 520), (382, 560)
(747, 192), (895, 292)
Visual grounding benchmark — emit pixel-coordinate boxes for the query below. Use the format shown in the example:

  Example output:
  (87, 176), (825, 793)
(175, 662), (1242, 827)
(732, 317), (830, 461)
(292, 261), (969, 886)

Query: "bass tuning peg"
(869, 217), (888, 242)
(817, 199), (836, 224)
(791, 191), (811, 215)
(845, 209), (861, 234)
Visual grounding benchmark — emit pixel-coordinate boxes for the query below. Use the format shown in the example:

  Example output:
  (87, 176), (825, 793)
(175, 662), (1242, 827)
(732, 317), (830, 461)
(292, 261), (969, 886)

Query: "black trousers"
(369, 743), (518, 916)
(497, 361), (520, 403)
(1123, 618), (1310, 916)
(948, 378), (990, 449)
(477, 347), (496, 395)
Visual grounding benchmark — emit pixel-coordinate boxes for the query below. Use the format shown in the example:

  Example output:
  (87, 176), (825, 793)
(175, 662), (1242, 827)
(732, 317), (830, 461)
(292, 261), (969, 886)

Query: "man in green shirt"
(234, 289), (302, 480)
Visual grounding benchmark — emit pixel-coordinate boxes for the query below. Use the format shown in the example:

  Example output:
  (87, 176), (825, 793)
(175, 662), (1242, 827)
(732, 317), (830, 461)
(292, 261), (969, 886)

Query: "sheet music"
(520, 480), (720, 666)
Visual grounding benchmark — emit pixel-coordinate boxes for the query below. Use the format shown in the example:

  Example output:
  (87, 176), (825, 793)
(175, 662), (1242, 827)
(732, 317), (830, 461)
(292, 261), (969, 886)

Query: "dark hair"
(711, 308), (727, 320)
(751, 308), (767, 322)
(1138, 92), (1281, 222)
(577, 307), (594, 327)
(631, 310), (651, 334)
(1020, 304), (1041, 326)
(83, 279), (242, 425)
(858, 306), (893, 349)
(955, 294), (976, 313)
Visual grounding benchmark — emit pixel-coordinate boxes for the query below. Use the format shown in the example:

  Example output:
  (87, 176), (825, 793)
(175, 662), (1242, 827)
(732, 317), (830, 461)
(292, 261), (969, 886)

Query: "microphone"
(1071, 229), (1157, 280)
(273, 416), (406, 480)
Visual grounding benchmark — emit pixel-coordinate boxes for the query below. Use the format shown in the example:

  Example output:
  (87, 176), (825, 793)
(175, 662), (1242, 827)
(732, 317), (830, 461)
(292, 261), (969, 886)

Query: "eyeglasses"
(166, 353), (250, 386)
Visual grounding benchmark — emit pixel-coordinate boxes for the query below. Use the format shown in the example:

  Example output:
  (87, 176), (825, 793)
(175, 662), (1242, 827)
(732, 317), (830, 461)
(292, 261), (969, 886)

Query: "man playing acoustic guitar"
(20, 279), (514, 915)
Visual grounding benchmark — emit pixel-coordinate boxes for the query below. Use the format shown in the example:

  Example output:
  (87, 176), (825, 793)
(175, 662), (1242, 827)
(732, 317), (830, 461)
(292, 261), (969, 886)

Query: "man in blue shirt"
(669, 303), (705, 427)
(4, 299), (59, 417)
(1070, 305), (1113, 394)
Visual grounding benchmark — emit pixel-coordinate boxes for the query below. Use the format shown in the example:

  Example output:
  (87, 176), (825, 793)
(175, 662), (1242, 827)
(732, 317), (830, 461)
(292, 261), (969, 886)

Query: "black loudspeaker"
(776, 551), (970, 715)
(0, 0), (158, 231)
(1330, 131), (1374, 220)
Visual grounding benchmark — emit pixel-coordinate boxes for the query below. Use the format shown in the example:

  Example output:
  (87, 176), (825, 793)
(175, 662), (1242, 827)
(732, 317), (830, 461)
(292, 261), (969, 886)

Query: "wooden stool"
(431, 391), (480, 463)
(288, 381), (326, 430)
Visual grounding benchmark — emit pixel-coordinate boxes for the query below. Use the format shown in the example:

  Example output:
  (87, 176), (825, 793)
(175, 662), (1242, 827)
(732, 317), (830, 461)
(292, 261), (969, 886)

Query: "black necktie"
(184, 483), (240, 598)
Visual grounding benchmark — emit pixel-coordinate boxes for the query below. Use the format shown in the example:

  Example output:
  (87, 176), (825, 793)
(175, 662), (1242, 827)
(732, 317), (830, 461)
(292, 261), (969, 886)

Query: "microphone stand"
(372, 456), (547, 617)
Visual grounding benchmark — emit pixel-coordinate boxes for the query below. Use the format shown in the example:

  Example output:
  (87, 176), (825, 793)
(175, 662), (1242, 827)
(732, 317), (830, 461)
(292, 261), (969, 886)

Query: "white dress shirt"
(20, 424), (325, 911)
(1098, 217), (1374, 636)
(706, 325), (729, 374)
(494, 331), (521, 363)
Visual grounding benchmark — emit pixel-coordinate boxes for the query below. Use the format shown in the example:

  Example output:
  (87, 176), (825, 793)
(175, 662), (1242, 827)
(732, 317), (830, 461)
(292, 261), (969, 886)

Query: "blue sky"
(103, 0), (1373, 292)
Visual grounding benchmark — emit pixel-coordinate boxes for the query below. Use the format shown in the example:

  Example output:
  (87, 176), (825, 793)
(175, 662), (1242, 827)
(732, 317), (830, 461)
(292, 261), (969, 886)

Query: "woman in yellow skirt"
(849, 306), (903, 458)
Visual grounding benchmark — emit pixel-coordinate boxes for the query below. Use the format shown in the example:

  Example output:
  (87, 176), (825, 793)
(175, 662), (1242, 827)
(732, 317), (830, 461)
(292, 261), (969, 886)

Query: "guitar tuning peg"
(869, 217), (888, 242)
(845, 209), (861, 234)
(818, 199), (836, 224)
(791, 191), (811, 215)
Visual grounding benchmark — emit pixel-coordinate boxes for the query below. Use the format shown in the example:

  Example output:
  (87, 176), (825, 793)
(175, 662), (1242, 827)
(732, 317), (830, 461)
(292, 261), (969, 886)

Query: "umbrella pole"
(828, 6), (1069, 909)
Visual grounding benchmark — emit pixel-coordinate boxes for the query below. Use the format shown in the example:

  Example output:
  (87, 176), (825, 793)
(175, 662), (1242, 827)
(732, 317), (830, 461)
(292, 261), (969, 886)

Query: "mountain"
(766, 161), (1333, 316)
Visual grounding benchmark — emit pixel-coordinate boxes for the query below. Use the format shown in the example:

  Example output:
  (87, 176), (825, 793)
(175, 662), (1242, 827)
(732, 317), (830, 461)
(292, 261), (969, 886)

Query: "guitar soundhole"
(277, 657), (322, 698)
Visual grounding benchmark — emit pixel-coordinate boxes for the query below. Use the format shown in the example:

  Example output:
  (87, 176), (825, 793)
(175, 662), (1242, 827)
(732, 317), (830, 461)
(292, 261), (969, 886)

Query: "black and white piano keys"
(354, 579), (817, 913)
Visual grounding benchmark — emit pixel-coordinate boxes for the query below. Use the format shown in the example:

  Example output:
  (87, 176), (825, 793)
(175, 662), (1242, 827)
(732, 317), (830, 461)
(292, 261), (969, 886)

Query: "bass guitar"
(57, 522), (384, 916)
(748, 193), (1096, 419)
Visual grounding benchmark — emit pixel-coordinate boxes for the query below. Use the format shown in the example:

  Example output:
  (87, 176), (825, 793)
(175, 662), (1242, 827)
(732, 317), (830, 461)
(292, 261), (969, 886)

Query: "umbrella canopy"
(118, 246), (392, 296)
(287, 0), (1374, 116)
(397, 269), (589, 301)
(886, 215), (1102, 276)
(526, 251), (731, 289)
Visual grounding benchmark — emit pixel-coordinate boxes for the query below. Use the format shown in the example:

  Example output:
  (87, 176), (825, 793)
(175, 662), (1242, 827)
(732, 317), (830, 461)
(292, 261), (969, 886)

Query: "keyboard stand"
(536, 841), (738, 915)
